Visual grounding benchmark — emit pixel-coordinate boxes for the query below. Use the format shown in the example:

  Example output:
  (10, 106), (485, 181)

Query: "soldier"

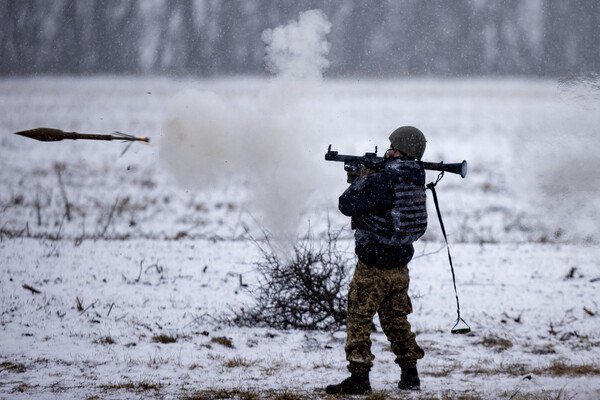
(325, 126), (428, 394)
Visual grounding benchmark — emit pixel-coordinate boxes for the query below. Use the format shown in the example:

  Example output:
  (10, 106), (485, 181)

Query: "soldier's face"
(386, 145), (403, 159)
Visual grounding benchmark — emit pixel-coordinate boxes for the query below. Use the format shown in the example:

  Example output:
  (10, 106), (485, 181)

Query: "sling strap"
(427, 171), (471, 334)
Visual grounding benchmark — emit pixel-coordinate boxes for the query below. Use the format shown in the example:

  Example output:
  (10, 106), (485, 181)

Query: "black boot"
(325, 372), (371, 395)
(398, 361), (420, 391)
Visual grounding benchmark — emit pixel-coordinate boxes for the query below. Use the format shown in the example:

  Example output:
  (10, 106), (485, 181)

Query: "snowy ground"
(1, 77), (599, 399)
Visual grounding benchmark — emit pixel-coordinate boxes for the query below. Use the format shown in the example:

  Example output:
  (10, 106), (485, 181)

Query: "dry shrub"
(233, 225), (352, 330)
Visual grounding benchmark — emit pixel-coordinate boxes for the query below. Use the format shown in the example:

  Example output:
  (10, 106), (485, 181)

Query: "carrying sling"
(427, 171), (471, 334)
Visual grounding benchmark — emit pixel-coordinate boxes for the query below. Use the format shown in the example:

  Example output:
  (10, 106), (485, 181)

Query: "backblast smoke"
(160, 10), (333, 243)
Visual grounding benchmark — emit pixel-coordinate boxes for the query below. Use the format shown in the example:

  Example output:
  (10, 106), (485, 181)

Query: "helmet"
(389, 126), (426, 160)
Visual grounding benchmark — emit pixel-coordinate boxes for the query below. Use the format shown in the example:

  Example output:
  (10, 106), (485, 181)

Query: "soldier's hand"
(347, 170), (359, 183)
(359, 165), (375, 177)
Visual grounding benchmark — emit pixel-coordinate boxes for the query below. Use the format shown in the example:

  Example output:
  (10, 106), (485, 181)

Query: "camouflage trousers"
(345, 259), (424, 373)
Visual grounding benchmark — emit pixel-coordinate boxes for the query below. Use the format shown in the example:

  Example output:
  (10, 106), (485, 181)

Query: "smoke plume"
(262, 10), (331, 80)
(160, 10), (332, 242)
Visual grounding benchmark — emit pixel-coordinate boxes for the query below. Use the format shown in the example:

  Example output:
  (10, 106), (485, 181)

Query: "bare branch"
(232, 222), (352, 330)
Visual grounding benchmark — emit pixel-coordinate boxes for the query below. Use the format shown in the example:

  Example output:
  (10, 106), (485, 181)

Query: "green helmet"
(389, 126), (426, 160)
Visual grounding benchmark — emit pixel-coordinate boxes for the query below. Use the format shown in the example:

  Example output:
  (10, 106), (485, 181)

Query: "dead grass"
(10, 382), (39, 393)
(261, 361), (284, 376)
(151, 333), (177, 344)
(535, 360), (600, 376)
(181, 388), (328, 400)
(365, 391), (392, 400)
(462, 358), (600, 378)
(99, 378), (163, 393)
(311, 358), (332, 369)
(11, 382), (37, 393)
(223, 356), (259, 369)
(463, 360), (528, 376)
(147, 352), (169, 368)
(525, 344), (556, 354)
(462, 358), (495, 376)
(423, 363), (460, 377)
(503, 388), (574, 400)
(477, 334), (513, 352)
(181, 388), (269, 400)
(440, 390), (484, 400)
(273, 390), (306, 400)
(0, 360), (27, 373)
(93, 336), (116, 345)
(211, 336), (235, 348)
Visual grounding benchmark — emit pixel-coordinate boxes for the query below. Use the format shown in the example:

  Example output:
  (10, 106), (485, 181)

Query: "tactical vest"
(355, 159), (427, 248)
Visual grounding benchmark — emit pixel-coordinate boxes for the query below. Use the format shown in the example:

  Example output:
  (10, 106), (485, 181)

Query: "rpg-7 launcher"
(325, 145), (467, 178)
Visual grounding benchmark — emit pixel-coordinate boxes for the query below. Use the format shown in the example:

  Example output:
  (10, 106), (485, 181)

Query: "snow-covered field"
(1, 76), (600, 399)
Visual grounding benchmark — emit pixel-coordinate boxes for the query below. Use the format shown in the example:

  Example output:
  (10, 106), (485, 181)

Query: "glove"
(347, 170), (360, 183)
(359, 165), (375, 177)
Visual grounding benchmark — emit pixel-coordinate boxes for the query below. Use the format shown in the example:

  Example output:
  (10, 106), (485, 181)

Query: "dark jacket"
(339, 157), (427, 268)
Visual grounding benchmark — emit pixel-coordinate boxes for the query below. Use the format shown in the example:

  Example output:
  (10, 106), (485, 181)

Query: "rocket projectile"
(13, 127), (149, 143)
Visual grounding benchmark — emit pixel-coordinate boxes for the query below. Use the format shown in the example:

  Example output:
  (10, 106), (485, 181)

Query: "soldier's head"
(387, 126), (426, 160)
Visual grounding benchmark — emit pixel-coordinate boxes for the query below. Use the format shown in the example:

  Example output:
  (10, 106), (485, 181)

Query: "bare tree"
(1, 0), (599, 77)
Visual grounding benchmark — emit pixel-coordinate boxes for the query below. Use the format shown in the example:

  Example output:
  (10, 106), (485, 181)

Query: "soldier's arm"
(338, 172), (394, 217)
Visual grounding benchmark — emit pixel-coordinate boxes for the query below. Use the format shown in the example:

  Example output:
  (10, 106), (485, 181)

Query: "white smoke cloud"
(160, 10), (332, 242)
(262, 9), (331, 80)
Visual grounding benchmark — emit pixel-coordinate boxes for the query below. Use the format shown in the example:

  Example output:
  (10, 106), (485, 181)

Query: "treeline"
(1, 0), (599, 77)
